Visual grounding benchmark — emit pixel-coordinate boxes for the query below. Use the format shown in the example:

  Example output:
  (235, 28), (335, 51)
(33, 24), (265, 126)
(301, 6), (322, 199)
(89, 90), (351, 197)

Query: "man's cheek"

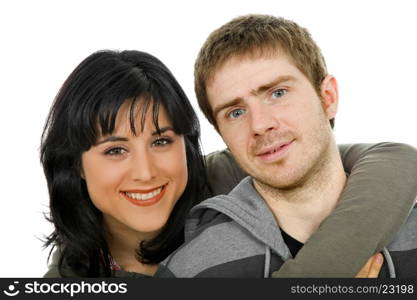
(226, 134), (246, 154)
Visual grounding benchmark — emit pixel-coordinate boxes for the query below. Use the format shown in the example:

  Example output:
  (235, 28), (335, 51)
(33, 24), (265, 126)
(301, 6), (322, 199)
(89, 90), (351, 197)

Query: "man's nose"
(250, 102), (280, 136)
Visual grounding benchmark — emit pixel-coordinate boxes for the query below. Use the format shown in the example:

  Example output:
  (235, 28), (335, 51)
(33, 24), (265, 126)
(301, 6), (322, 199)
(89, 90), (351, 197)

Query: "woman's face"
(81, 102), (188, 238)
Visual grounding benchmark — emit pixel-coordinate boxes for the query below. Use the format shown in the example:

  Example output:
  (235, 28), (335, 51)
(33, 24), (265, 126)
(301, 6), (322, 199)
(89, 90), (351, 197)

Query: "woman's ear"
(78, 160), (85, 180)
(320, 75), (339, 120)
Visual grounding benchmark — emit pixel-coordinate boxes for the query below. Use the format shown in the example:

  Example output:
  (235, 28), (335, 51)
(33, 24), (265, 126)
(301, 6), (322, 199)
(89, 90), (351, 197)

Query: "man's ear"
(320, 75), (339, 120)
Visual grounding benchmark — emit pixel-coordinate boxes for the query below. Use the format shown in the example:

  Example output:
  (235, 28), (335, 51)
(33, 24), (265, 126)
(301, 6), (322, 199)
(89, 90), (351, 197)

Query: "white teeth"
(125, 187), (162, 201)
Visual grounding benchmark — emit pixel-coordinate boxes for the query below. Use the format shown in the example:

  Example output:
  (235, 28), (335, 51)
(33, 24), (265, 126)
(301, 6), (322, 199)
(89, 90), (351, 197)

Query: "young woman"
(41, 50), (417, 277)
(41, 50), (209, 277)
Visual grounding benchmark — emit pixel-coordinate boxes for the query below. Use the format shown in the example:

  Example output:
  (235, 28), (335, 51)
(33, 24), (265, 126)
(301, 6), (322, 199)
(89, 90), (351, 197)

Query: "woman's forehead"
(111, 100), (172, 135)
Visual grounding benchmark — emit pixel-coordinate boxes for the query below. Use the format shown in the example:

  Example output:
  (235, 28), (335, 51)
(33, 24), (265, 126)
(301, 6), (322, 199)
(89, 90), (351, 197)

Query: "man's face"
(207, 53), (338, 189)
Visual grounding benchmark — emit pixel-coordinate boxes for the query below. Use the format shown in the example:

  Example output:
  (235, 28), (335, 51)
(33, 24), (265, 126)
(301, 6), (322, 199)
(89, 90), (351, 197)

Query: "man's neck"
(254, 143), (346, 243)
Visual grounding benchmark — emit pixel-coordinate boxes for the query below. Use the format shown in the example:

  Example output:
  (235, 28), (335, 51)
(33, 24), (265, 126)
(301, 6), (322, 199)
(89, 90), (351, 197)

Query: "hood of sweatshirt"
(186, 176), (292, 262)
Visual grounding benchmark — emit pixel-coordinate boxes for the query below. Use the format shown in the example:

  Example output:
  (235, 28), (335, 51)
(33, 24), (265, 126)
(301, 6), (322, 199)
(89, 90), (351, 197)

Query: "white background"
(0, 0), (416, 277)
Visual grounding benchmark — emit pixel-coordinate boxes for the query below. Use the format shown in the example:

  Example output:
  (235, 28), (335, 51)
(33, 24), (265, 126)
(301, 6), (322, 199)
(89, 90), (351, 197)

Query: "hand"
(355, 253), (384, 278)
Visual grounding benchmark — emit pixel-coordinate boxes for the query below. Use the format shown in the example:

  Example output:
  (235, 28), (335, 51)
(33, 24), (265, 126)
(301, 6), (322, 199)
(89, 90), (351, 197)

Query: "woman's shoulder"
(43, 248), (88, 278)
(43, 248), (153, 278)
(43, 248), (68, 278)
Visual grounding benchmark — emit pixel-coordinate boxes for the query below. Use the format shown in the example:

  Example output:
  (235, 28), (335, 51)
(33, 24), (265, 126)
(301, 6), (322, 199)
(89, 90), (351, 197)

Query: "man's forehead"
(206, 47), (287, 85)
(207, 53), (298, 103)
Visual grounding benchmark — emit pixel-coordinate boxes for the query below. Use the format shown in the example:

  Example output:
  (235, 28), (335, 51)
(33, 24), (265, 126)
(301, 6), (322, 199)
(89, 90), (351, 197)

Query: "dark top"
(281, 230), (304, 258)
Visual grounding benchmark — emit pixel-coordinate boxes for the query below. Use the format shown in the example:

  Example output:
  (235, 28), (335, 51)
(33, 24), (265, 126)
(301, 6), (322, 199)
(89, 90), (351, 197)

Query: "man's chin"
(252, 168), (307, 191)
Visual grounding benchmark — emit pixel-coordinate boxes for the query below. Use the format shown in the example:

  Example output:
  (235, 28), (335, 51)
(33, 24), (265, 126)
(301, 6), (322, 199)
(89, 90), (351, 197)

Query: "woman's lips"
(257, 140), (294, 162)
(121, 184), (168, 207)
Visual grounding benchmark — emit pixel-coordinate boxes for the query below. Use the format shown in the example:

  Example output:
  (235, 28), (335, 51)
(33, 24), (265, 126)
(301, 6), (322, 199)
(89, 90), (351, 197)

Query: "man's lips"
(121, 183), (168, 206)
(255, 140), (294, 161)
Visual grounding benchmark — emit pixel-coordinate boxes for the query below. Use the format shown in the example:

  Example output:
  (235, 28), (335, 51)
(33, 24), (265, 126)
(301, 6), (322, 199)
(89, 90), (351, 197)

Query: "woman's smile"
(121, 183), (168, 206)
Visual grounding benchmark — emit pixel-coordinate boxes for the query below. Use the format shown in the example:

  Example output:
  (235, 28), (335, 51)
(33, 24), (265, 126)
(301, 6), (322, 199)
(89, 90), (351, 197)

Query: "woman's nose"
(130, 150), (155, 182)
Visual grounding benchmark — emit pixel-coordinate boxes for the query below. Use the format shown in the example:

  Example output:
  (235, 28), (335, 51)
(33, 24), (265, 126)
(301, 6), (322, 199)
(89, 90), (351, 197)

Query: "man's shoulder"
(388, 201), (417, 252)
(386, 202), (417, 277)
(159, 211), (266, 277)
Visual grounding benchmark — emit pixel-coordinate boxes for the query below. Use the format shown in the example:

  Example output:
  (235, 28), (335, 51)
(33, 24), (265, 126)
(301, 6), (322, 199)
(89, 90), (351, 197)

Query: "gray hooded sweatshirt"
(156, 177), (417, 278)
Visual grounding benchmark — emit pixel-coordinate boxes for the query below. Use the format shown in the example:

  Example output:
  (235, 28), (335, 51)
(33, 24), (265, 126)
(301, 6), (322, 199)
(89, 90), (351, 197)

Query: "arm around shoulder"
(272, 142), (417, 277)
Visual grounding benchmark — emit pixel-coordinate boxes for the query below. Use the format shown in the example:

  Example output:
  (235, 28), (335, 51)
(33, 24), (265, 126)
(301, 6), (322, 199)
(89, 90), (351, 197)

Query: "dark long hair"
(41, 50), (209, 277)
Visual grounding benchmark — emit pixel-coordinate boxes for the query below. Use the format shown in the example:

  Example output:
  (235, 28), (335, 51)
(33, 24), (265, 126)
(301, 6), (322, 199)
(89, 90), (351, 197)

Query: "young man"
(155, 15), (417, 278)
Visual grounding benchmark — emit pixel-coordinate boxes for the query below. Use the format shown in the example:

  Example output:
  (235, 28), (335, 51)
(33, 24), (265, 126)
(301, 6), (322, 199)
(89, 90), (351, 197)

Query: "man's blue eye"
(227, 108), (246, 119)
(272, 89), (287, 98)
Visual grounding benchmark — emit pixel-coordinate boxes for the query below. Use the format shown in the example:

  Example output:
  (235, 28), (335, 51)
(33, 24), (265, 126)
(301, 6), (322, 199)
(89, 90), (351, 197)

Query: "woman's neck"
(104, 215), (159, 276)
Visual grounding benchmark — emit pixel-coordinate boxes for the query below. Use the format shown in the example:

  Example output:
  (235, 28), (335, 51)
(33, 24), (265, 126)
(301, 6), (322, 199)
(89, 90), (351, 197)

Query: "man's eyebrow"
(250, 75), (296, 96)
(212, 75), (296, 120)
(152, 126), (175, 136)
(213, 98), (244, 120)
(96, 136), (129, 145)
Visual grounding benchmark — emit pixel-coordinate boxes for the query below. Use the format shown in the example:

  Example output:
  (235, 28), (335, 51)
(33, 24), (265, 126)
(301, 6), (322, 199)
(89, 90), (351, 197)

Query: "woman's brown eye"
(105, 147), (127, 155)
(152, 137), (173, 147)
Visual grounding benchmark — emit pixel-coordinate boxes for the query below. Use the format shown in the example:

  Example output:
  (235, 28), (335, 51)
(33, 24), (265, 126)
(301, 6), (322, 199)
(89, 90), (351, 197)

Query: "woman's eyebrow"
(95, 127), (174, 143)
(152, 126), (174, 136)
(96, 136), (129, 145)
